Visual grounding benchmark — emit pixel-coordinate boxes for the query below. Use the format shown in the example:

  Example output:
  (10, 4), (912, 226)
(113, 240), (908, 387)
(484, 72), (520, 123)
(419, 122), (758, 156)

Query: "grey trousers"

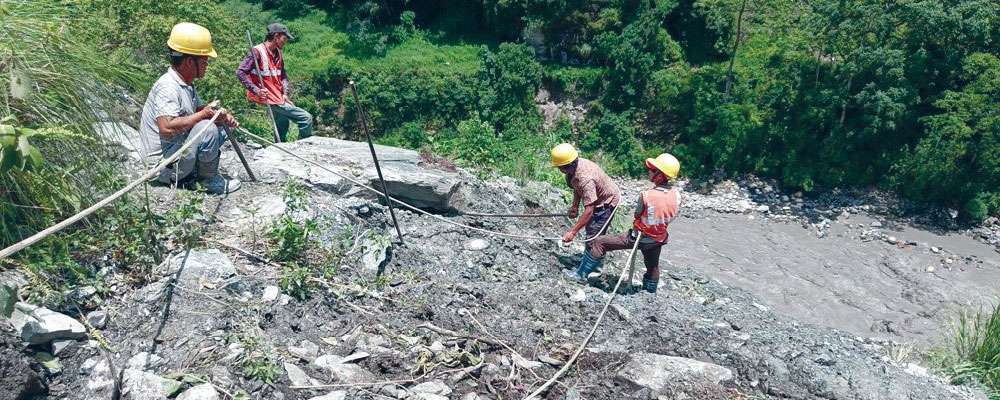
(156, 119), (226, 184)
(270, 103), (313, 142)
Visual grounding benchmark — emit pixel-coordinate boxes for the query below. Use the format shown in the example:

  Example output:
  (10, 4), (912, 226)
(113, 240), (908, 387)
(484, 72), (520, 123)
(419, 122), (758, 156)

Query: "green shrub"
(932, 303), (1000, 397)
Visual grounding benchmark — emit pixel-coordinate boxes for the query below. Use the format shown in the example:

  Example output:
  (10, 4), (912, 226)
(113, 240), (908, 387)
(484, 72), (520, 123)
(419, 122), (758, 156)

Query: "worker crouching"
(576, 153), (681, 293)
(139, 23), (241, 194)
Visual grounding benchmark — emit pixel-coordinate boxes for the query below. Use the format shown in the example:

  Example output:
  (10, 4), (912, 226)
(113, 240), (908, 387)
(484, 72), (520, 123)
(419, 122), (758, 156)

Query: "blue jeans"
(156, 120), (226, 183)
(270, 103), (312, 142)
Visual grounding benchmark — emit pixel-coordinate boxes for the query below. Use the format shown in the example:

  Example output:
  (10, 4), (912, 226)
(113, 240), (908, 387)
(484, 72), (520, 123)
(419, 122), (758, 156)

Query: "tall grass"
(0, 0), (143, 247)
(933, 302), (1000, 398)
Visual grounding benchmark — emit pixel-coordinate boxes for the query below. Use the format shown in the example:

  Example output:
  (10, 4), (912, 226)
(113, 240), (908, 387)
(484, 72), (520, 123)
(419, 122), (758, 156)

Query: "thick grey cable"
(524, 232), (644, 399)
(0, 111), (224, 260)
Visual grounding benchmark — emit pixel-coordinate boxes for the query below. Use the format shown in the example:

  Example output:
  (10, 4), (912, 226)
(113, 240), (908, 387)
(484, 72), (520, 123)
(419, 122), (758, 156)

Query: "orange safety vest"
(633, 187), (680, 244)
(246, 44), (284, 105)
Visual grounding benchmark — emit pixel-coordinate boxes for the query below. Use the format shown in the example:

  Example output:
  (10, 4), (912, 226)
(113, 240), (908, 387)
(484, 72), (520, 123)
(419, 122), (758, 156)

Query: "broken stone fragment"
(315, 354), (375, 383)
(308, 391), (347, 400)
(176, 383), (219, 400)
(10, 303), (87, 345)
(616, 353), (733, 394)
(288, 340), (319, 362)
(86, 311), (108, 330)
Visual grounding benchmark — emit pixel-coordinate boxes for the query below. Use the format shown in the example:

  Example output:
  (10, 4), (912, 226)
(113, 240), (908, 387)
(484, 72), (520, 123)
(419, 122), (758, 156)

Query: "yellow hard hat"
(551, 143), (579, 167)
(167, 22), (218, 58)
(646, 153), (680, 179)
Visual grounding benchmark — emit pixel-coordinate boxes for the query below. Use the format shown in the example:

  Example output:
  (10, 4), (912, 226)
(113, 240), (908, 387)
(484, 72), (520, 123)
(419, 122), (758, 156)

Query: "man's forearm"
(158, 112), (204, 137)
(571, 205), (596, 234)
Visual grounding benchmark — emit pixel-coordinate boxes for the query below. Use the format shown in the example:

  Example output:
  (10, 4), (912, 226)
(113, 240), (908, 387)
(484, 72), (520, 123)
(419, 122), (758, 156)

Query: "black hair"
(266, 32), (282, 41)
(168, 47), (199, 67)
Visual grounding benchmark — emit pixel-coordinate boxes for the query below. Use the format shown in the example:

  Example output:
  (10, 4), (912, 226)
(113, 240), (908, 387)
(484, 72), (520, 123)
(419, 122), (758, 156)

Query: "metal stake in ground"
(245, 27), (282, 143)
(348, 80), (404, 244)
(223, 125), (257, 181)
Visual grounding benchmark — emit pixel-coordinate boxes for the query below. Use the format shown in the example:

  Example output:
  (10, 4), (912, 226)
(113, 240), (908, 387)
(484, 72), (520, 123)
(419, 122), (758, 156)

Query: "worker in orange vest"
(569, 153), (681, 293)
(236, 23), (312, 142)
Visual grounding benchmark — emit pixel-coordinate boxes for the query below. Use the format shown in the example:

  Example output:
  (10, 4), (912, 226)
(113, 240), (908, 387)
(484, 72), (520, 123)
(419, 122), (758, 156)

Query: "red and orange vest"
(633, 187), (680, 244)
(246, 44), (284, 105)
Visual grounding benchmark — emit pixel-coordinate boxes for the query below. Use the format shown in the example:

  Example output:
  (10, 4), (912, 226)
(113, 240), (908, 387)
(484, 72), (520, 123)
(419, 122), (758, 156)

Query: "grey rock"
(616, 353), (733, 393)
(887, 236), (899, 245)
(308, 391), (347, 400)
(466, 239), (489, 251)
(177, 383), (219, 400)
(0, 284), (15, 318)
(251, 137), (462, 211)
(51, 339), (76, 357)
(80, 357), (114, 400)
(0, 334), (46, 400)
(121, 369), (180, 400)
(126, 352), (166, 371)
(289, 340), (320, 362)
(86, 311), (108, 330)
(284, 362), (318, 387)
(263, 286), (280, 301)
(10, 302), (87, 344)
(160, 249), (239, 291)
(462, 393), (482, 400)
(412, 380), (452, 396)
(871, 221), (884, 228)
(341, 351), (370, 364)
(416, 395), (448, 400)
(360, 235), (390, 276)
(315, 354), (375, 383)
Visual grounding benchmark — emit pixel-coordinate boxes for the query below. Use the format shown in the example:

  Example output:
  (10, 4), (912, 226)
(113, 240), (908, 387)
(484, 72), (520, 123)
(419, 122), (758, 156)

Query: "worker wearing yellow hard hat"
(551, 143), (621, 279)
(139, 22), (241, 194)
(572, 153), (682, 293)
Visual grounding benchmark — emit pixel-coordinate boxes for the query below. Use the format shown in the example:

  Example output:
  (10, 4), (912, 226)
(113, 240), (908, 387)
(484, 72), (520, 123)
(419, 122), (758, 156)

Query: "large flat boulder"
(10, 303), (87, 345)
(251, 137), (462, 211)
(616, 352), (733, 394)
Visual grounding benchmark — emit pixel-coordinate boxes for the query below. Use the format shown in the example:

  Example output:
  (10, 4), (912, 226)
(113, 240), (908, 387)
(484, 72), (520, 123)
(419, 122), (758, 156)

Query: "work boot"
(565, 251), (602, 281)
(196, 156), (241, 194)
(642, 278), (659, 293)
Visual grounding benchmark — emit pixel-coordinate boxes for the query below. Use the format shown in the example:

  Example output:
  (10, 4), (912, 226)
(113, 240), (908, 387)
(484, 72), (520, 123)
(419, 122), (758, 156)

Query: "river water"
(668, 211), (1000, 345)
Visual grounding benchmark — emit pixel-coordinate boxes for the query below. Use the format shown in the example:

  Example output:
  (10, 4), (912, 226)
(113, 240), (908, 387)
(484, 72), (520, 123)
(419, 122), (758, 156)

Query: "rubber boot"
(565, 251), (603, 281)
(196, 156), (241, 194)
(642, 278), (658, 293)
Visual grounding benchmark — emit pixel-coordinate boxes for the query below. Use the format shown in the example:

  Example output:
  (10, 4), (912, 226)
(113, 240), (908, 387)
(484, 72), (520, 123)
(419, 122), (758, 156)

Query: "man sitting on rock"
(552, 143), (620, 277)
(569, 153), (681, 293)
(139, 22), (241, 194)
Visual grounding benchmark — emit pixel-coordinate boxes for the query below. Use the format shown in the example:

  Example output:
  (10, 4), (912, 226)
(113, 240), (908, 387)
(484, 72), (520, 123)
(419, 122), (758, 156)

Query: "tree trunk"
(839, 71), (853, 128)
(723, 0), (749, 103)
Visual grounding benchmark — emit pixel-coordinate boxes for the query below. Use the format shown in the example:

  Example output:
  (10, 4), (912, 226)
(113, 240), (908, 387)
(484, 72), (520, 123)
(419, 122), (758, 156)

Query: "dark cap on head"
(267, 23), (294, 40)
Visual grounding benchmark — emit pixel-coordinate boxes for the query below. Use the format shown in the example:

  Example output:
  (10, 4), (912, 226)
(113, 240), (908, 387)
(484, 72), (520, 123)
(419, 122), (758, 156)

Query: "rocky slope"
(1, 135), (994, 399)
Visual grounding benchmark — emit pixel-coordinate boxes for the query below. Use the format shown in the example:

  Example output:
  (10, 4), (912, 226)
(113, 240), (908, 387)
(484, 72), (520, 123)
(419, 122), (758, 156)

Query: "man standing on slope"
(140, 22), (241, 194)
(552, 143), (620, 279)
(574, 153), (681, 293)
(236, 23), (312, 142)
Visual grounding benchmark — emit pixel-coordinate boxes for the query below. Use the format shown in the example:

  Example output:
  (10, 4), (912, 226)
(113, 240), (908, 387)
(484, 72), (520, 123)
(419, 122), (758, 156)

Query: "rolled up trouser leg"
(588, 232), (633, 259)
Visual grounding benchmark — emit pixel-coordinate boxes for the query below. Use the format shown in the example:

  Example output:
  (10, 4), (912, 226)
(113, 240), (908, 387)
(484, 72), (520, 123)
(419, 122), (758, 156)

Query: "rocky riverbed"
(2, 135), (997, 399)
